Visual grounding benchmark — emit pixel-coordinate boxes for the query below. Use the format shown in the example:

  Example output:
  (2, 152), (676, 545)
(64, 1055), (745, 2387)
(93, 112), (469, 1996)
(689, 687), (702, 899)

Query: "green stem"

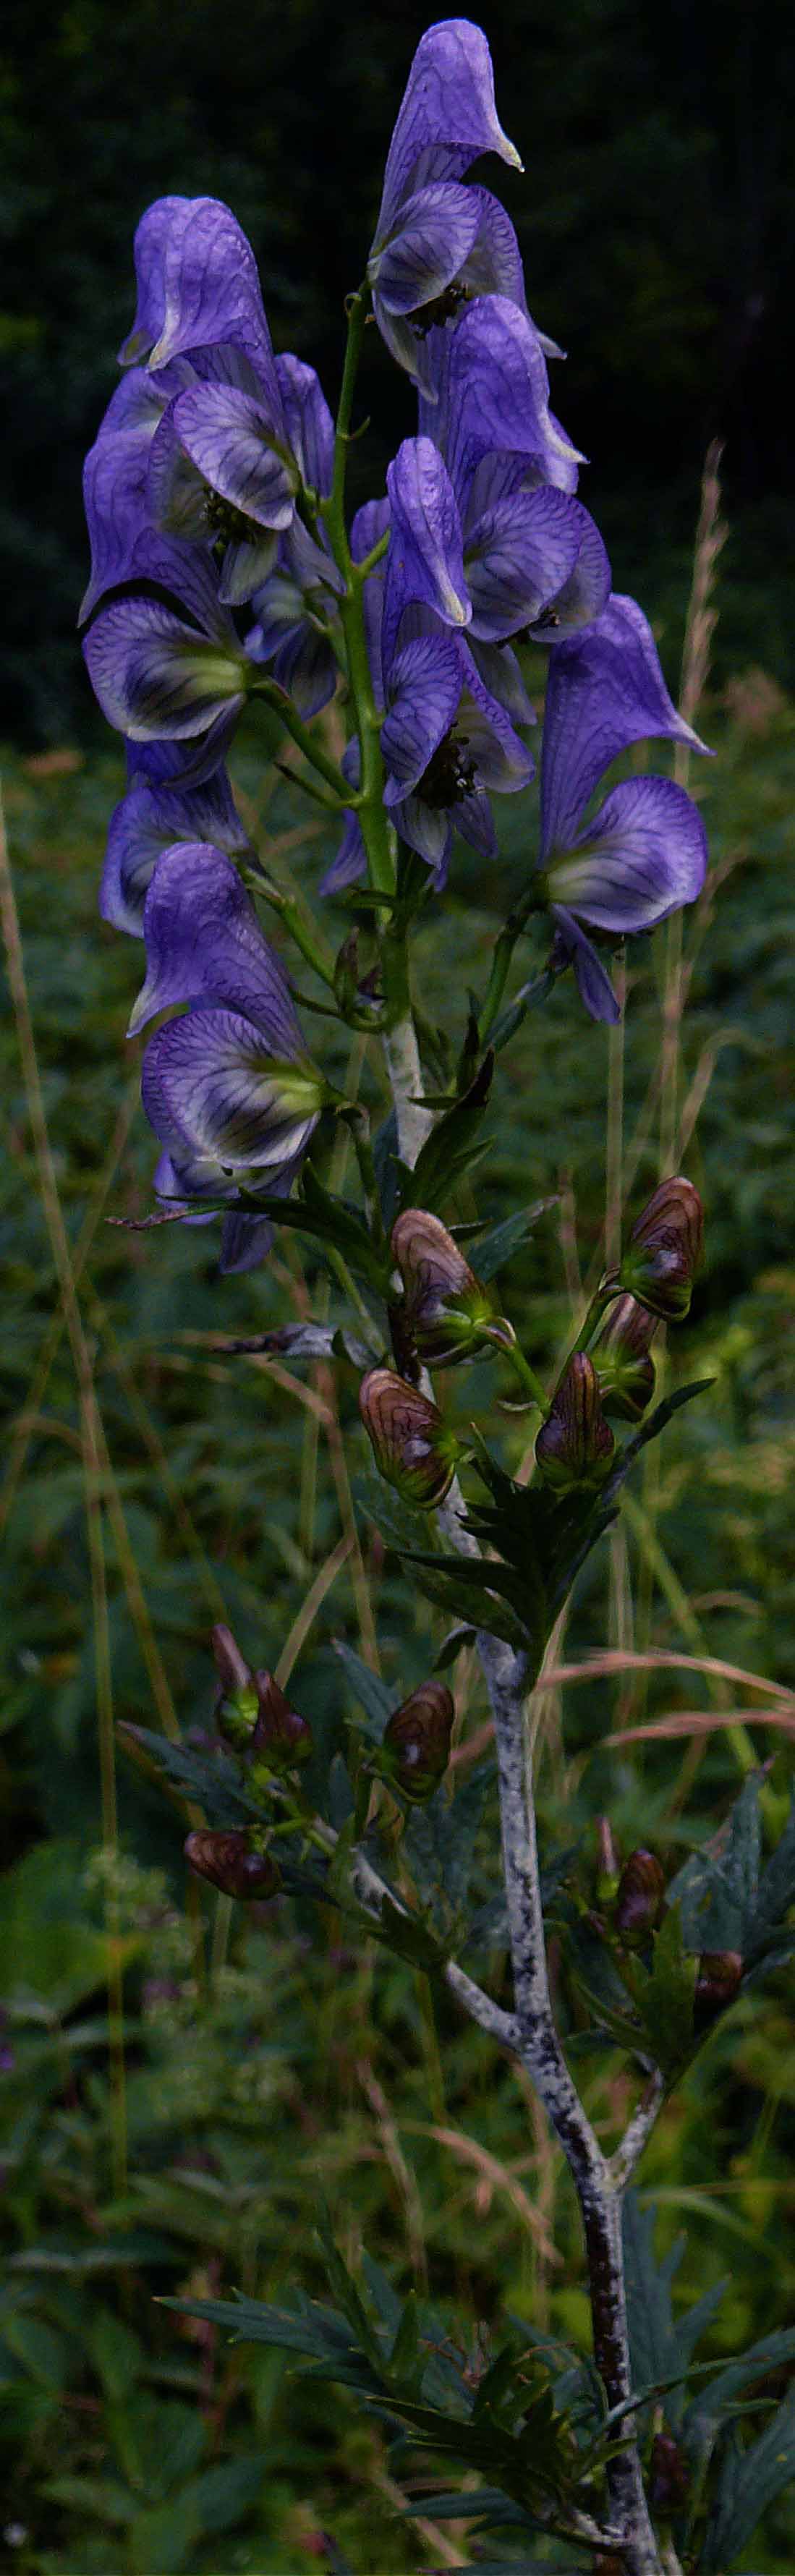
(477, 888), (543, 1045)
(247, 866), (338, 990)
(485, 1325), (548, 1414)
(251, 679), (351, 803)
(320, 284), (395, 900)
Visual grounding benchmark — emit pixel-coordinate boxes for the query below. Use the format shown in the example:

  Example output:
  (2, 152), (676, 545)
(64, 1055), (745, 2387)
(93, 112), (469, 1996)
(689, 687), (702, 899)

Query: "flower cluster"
(81, 17), (711, 1265)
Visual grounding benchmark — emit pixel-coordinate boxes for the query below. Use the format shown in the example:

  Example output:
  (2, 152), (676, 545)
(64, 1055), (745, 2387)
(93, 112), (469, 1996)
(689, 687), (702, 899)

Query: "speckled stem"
(386, 1037), (663, 2576)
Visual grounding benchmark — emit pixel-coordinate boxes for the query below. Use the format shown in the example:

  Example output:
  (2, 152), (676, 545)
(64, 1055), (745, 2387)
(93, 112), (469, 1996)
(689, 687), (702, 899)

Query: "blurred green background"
(2, 4), (795, 2570)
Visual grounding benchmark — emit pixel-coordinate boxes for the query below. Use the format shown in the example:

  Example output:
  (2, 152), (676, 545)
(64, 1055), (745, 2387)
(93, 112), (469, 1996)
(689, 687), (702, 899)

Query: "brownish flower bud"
(621, 1176), (704, 1321)
(593, 1294), (658, 1421)
(358, 1367), (459, 1507)
(184, 1829), (281, 1900)
(613, 1849), (666, 1944)
(210, 1623), (258, 1748)
(250, 1670), (313, 1771)
(648, 2430), (690, 2513)
(383, 1681), (454, 1802)
(391, 1207), (493, 1366)
(694, 1950), (743, 2025)
(535, 1353), (615, 1492)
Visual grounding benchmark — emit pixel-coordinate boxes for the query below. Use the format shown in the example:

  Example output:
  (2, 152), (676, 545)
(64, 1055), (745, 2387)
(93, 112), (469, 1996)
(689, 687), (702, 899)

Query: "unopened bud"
(391, 1207), (493, 1367)
(184, 1829), (281, 1900)
(613, 1849), (666, 1944)
(535, 1354), (615, 1491)
(694, 1950), (742, 2026)
(383, 1682), (454, 1802)
(210, 1623), (258, 1748)
(358, 1367), (459, 1507)
(251, 1670), (313, 1772)
(621, 1176), (704, 1322)
(593, 1295), (658, 1421)
(648, 2430), (690, 2513)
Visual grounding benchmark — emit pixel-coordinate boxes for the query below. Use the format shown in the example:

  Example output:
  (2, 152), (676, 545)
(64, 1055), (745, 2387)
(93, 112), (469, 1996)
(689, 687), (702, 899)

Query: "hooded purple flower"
(536, 595), (710, 1020)
(82, 534), (252, 762)
(380, 608), (533, 879)
(101, 753), (252, 936)
(134, 843), (323, 1270)
(83, 201), (336, 646)
(367, 20), (550, 391)
(322, 467), (534, 887)
(119, 195), (279, 382)
(416, 300), (610, 676)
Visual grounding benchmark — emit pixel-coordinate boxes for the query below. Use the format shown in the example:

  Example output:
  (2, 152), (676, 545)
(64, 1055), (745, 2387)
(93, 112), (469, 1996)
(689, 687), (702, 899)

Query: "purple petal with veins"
(275, 353), (335, 496)
(131, 842), (301, 1046)
(545, 775), (707, 932)
(171, 381), (295, 527)
(101, 764), (250, 937)
(375, 20), (522, 239)
(551, 909), (621, 1023)
(119, 195), (281, 401)
(383, 438), (470, 666)
(370, 180), (482, 314)
(381, 632), (463, 797)
(83, 596), (248, 742)
(464, 485), (582, 641)
(524, 504), (611, 642)
(319, 812), (367, 896)
(540, 592), (711, 856)
(141, 1005), (318, 1174)
(444, 297), (582, 492)
(468, 637), (536, 726)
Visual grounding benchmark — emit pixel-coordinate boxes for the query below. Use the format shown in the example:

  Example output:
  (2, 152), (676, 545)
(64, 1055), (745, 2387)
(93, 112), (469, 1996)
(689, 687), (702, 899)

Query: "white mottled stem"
(385, 1026), (662, 2576)
(382, 1014), (434, 1165)
(313, 1819), (519, 2053)
(608, 2074), (666, 2193)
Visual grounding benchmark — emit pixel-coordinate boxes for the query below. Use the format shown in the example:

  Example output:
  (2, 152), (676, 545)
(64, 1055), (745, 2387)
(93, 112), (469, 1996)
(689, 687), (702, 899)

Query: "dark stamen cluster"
(205, 488), (257, 548)
(419, 728), (477, 809)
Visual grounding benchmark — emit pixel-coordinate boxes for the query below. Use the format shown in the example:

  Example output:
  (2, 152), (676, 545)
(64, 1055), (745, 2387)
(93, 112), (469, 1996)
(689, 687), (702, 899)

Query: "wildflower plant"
(80, 21), (795, 2573)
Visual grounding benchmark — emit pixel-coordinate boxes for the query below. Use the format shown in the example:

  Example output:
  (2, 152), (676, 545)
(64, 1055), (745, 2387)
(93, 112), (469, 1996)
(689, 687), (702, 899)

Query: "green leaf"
(408, 1051), (495, 1212)
(389, 2290), (422, 2389)
(160, 2292), (353, 2363)
(668, 1777), (762, 1956)
(179, 2457), (264, 2533)
(604, 1376), (715, 1490)
(623, 2196), (727, 2430)
(41, 2477), (136, 2528)
(703, 2389), (795, 2567)
(689, 2327), (795, 2433)
(334, 1641), (394, 1737)
(460, 1200), (554, 1284)
(119, 1725), (255, 1827)
(633, 1905), (697, 2076)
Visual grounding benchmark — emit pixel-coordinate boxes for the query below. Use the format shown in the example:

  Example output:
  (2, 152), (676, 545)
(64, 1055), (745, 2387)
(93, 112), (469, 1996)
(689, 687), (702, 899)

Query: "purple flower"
(82, 535), (251, 752)
(135, 843), (323, 1270)
(246, 519), (344, 719)
(119, 195), (280, 386)
(101, 755), (251, 936)
(417, 300), (609, 653)
(146, 347), (336, 611)
(367, 20), (542, 390)
(381, 610), (533, 878)
(83, 203), (337, 643)
(537, 595), (710, 1019)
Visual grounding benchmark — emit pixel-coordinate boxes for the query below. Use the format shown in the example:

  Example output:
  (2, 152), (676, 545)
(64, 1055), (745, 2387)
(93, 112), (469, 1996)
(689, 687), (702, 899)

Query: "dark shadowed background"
(3, 0), (795, 739)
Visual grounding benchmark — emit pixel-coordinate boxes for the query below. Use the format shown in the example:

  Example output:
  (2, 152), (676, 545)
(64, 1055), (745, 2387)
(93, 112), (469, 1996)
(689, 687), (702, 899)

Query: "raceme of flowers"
(81, 15), (710, 1263)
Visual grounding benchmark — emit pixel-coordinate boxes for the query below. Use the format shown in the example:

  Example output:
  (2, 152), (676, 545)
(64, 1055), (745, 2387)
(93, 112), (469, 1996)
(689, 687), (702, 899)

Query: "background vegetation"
(2, 2), (795, 2568)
